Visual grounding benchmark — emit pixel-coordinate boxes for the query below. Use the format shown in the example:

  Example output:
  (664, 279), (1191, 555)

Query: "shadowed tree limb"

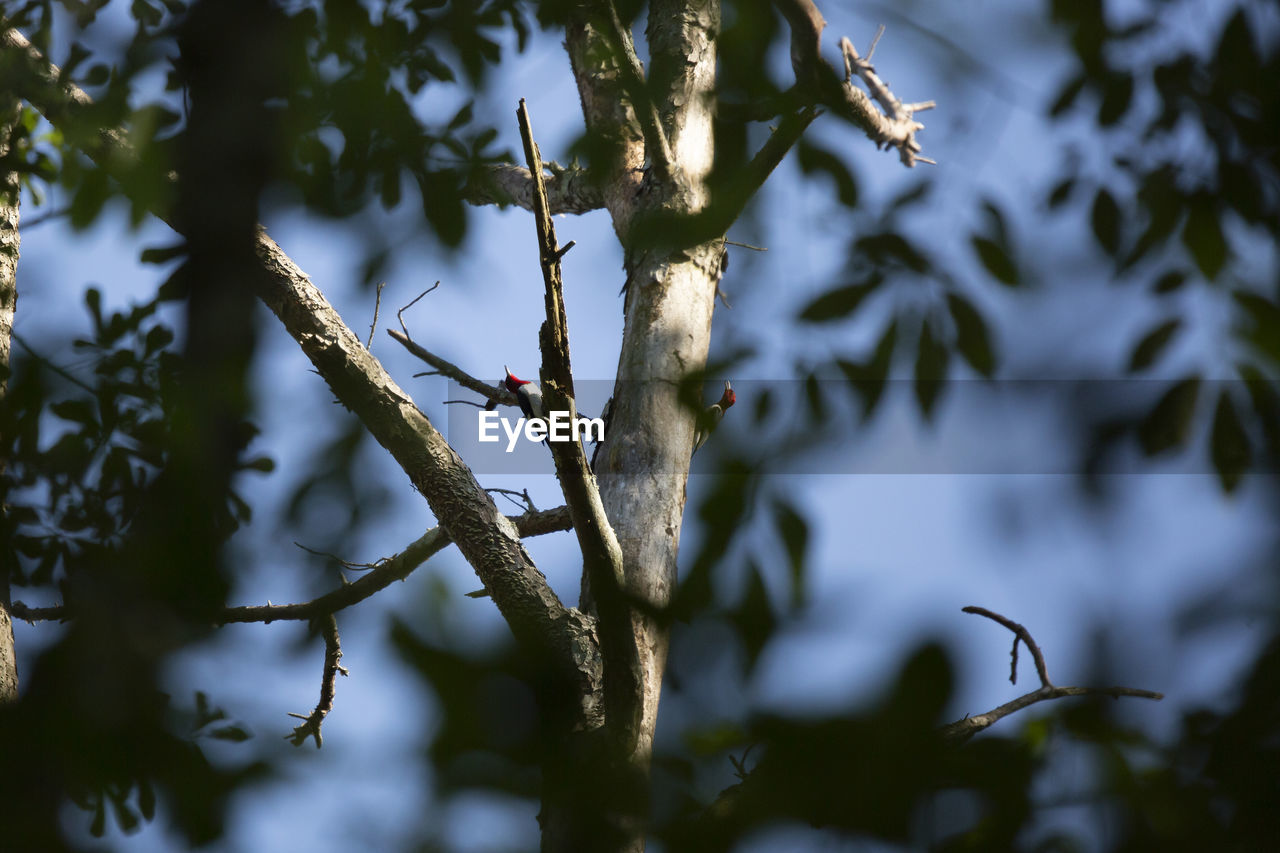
(942, 606), (1164, 745)
(12, 507), (574, 626)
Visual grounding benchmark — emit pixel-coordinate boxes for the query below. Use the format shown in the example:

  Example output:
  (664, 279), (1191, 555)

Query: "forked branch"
(942, 606), (1164, 745)
(286, 613), (348, 748)
(770, 1), (935, 166)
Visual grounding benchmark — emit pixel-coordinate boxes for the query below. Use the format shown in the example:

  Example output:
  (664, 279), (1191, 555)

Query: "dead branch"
(386, 328), (514, 408)
(16, 507), (574, 626)
(943, 606), (1164, 744)
(365, 281), (385, 349)
(770, 1), (934, 167)
(286, 613), (348, 748)
(518, 99), (639, 750)
(962, 605), (1052, 687)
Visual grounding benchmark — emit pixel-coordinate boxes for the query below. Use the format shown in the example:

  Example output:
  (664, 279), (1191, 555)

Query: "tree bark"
(549, 4), (724, 850)
(0, 97), (20, 704)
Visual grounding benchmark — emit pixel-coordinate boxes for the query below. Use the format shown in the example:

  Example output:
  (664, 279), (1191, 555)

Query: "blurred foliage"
(0, 0), (1278, 851)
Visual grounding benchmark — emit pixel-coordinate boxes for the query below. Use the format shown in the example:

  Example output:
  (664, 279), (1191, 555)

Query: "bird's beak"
(724, 380), (732, 391)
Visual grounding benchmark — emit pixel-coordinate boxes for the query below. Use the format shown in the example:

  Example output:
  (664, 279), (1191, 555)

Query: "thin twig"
(387, 328), (515, 407)
(486, 487), (538, 513)
(395, 281), (439, 338)
(962, 605), (1052, 687)
(285, 613), (348, 748)
(724, 239), (768, 252)
(294, 541), (382, 573)
(365, 281), (386, 349)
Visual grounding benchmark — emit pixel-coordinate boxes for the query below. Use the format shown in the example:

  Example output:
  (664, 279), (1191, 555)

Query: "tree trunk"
(0, 98), (21, 704)
(547, 4), (723, 850)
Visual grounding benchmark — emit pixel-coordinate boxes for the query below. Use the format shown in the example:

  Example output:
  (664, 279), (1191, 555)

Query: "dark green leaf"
(109, 791), (139, 833)
(85, 288), (103, 331)
(50, 398), (97, 426)
(137, 778), (156, 821)
(140, 244), (186, 265)
(1210, 390), (1250, 493)
(1232, 291), (1280, 363)
(971, 236), (1019, 287)
(1047, 177), (1075, 209)
(837, 320), (896, 418)
(82, 63), (110, 87)
(242, 456), (275, 473)
(856, 233), (930, 273)
(728, 562), (776, 672)
(1139, 376), (1201, 456)
(448, 103), (473, 133)
(1182, 201), (1228, 280)
(1049, 74), (1086, 116)
(887, 180), (931, 212)
(90, 796), (106, 837)
(1098, 72), (1134, 125)
(772, 501), (808, 610)
(947, 293), (996, 377)
(144, 325), (175, 355)
(1127, 318), (1181, 372)
(797, 279), (879, 323)
(208, 725), (253, 742)
(796, 140), (859, 207)
(914, 319), (949, 420)
(1091, 188), (1121, 255)
(1152, 270), (1188, 294)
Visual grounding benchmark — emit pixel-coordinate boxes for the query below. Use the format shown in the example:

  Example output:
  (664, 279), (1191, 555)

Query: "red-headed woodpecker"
(693, 380), (735, 454)
(504, 365), (545, 420)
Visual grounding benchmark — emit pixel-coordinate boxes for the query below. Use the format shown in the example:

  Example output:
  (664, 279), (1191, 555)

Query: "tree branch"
(941, 684), (1165, 745)
(943, 606), (1164, 744)
(769, 1), (934, 167)
(285, 613), (348, 748)
(15, 507), (574, 626)
(463, 162), (604, 215)
(517, 99), (638, 750)
(3, 26), (599, 696)
(962, 605), (1052, 687)
(386, 327), (516, 409)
